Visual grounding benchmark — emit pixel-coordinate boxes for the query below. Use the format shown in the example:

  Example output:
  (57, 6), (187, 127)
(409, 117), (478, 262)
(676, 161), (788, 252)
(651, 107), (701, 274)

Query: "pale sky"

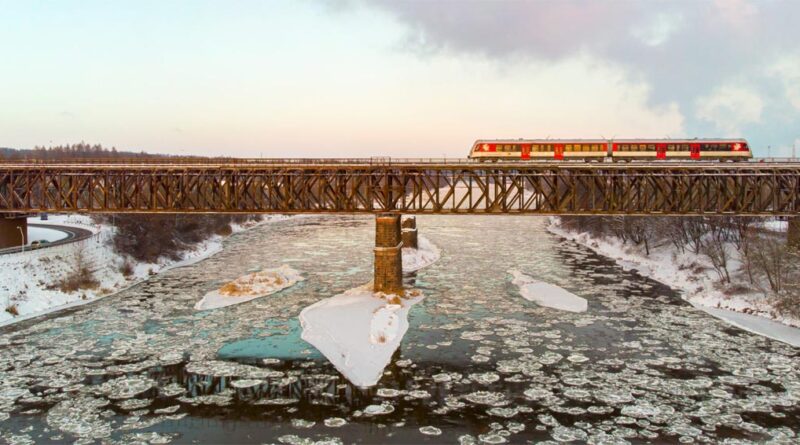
(1, 0), (799, 157)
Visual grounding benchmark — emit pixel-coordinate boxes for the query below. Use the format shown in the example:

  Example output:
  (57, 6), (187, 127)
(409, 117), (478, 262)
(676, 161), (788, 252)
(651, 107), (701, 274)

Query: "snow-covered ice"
(298, 235), (439, 387)
(508, 269), (588, 313)
(694, 304), (800, 347)
(402, 235), (441, 272)
(299, 285), (424, 387)
(194, 265), (303, 310)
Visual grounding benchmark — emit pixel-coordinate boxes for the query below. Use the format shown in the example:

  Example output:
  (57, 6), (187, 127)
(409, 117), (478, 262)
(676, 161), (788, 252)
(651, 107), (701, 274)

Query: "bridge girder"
(0, 164), (799, 216)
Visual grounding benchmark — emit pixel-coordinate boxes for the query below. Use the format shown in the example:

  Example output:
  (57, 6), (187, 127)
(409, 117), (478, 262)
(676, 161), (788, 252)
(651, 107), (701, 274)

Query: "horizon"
(2, 0), (799, 158)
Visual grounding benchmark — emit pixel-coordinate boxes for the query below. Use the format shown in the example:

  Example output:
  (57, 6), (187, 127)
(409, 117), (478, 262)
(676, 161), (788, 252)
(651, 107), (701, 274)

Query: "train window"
(681, 144), (689, 150)
(667, 144), (675, 151)
(648, 144), (655, 150)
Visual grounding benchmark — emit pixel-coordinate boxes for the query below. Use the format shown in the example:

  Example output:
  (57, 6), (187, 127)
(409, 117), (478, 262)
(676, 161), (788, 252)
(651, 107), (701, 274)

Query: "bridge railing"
(1, 156), (800, 166)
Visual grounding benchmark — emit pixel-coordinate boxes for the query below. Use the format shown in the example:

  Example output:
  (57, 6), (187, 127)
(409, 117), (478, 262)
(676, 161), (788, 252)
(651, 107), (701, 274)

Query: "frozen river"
(0, 216), (798, 444)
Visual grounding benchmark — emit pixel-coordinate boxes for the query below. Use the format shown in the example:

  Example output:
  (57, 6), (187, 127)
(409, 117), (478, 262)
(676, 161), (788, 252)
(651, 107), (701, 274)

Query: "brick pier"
(789, 218), (800, 249)
(374, 214), (403, 294)
(401, 216), (418, 249)
(0, 215), (27, 249)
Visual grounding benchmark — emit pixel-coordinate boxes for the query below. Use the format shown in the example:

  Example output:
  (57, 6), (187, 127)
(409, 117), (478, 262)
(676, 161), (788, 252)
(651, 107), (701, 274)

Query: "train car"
(469, 139), (609, 161)
(611, 139), (751, 161)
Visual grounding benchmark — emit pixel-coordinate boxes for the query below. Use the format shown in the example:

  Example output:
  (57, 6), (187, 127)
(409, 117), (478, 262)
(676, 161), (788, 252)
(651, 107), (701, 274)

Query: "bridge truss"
(1, 162), (799, 215)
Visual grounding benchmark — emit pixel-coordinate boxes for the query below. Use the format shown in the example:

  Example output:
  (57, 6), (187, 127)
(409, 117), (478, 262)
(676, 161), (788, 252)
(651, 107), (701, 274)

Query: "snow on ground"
(0, 215), (290, 326)
(299, 285), (424, 387)
(26, 226), (68, 244)
(402, 235), (441, 272)
(508, 269), (587, 313)
(547, 217), (800, 346)
(195, 265), (303, 310)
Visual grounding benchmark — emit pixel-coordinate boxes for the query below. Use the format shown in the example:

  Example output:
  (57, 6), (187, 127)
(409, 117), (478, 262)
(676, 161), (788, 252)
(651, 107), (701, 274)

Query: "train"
(468, 138), (752, 161)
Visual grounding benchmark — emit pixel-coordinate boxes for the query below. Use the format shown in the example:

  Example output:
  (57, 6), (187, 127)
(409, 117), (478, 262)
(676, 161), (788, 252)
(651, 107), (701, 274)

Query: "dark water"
(0, 216), (798, 444)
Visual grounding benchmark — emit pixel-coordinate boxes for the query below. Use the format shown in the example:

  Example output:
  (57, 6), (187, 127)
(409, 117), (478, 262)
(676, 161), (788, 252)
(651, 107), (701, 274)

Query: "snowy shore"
(0, 215), (290, 327)
(547, 217), (800, 346)
(299, 235), (440, 387)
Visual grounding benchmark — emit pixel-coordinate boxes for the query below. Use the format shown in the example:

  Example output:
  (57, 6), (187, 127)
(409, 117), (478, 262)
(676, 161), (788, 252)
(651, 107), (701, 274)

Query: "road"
(0, 223), (95, 255)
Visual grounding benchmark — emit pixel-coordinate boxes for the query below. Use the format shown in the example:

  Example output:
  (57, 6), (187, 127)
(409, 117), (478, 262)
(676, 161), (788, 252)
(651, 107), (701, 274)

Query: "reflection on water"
(0, 216), (798, 444)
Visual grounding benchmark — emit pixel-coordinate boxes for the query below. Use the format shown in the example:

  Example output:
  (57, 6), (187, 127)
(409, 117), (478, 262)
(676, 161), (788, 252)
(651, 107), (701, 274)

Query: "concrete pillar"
(788, 217), (800, 250)
(0, 215), (27, 249)
(374, 213), (403, 294)
(401, 216), (418, 249)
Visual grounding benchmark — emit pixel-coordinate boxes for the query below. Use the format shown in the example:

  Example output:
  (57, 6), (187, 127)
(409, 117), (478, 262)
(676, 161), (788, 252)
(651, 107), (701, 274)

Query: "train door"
(656, 144), (667, 160)
(554, 144), (564, 160)
(521, 144), (531, 160)
(690, 143), (700, 160)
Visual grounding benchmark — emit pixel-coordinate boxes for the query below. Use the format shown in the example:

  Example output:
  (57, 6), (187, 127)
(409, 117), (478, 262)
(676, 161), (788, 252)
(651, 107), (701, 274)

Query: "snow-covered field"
(195, 265), (303, 310)
(508, 269), (587, 313)
(299, 237), (440, 387)
(0, 215), (288, 326)
(547, 217), (800, 346)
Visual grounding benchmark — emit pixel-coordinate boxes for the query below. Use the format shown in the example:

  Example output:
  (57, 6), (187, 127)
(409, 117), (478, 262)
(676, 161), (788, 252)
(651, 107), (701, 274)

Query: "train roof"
(473, 139), (608, 144)
(611, 138), (748, 143)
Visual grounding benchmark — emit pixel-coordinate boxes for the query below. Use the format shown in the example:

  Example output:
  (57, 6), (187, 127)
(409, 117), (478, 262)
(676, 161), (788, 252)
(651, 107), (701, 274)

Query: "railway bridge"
(2, 158), (800, 292)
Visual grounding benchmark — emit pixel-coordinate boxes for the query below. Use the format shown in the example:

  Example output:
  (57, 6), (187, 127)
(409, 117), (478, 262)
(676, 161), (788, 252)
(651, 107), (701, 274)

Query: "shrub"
(5, 304), (18, 316)
(119, 260), (134, 277)
(57, 249), (99, 293)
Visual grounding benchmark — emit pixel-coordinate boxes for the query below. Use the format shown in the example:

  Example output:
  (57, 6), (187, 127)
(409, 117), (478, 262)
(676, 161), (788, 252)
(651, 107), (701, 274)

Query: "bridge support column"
(788, 218), (800, 250)
(0, 215), (27, 249)
(401, 216), (418, 249)
(374, 213), (403, 294)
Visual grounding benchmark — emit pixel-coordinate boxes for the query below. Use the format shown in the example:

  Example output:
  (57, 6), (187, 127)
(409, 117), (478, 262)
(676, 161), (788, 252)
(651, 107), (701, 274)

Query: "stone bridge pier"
(789, 217), (800, 249)
(0, 214), (27, 249)
(374, 214), (403, 294)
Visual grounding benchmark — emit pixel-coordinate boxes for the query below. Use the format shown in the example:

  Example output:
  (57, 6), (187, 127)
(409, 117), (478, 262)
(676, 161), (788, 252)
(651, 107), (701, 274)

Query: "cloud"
(335, 0), (800, 150)
(695, 84), (764, 136)
(768, 55), (800, 110)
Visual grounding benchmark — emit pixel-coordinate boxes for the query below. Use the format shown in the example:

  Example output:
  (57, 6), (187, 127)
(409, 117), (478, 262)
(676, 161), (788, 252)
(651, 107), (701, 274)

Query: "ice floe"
(195, 265), (303, 310)
(299, 285), (424, 387)
(508, 269), (587, 312)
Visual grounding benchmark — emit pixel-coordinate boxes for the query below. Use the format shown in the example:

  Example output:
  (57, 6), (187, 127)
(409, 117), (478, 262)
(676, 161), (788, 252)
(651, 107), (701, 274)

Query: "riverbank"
(547, 217), (800, 346)
(0, 214), (291, 326)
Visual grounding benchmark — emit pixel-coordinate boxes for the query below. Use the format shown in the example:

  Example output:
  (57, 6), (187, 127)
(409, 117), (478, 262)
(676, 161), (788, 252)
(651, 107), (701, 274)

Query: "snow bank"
(299, 285), (424, 387)
(547, 217), (800, 345)
(0, 214), (293, 326)
(195, 265), (303, 310)
(508, 269), (587, 313)
(402, 235), (441, 272)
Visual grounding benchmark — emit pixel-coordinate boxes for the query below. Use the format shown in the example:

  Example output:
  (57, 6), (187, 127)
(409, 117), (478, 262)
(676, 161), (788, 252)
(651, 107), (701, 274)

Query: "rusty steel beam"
(0, 163), (799, 215)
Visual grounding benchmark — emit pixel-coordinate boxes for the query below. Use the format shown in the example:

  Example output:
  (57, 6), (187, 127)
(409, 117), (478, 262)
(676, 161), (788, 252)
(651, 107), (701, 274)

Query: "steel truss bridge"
(1, 159), (800, 215)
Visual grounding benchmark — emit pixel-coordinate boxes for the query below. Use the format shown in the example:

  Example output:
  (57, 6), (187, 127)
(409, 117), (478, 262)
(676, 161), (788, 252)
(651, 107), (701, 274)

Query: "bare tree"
(702, 235), (732, 283)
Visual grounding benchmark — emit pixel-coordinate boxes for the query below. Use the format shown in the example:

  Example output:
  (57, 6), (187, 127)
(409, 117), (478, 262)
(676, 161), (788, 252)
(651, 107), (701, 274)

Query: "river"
(0, 216), (797, 444)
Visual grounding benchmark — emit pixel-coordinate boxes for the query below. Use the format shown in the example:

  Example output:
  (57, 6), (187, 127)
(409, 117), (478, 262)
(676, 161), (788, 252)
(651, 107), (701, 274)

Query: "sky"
(1, 0), (799, 158)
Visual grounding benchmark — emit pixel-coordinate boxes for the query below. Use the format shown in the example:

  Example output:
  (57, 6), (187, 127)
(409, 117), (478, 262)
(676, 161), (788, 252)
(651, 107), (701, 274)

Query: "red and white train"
(469, 139), (752, 161)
